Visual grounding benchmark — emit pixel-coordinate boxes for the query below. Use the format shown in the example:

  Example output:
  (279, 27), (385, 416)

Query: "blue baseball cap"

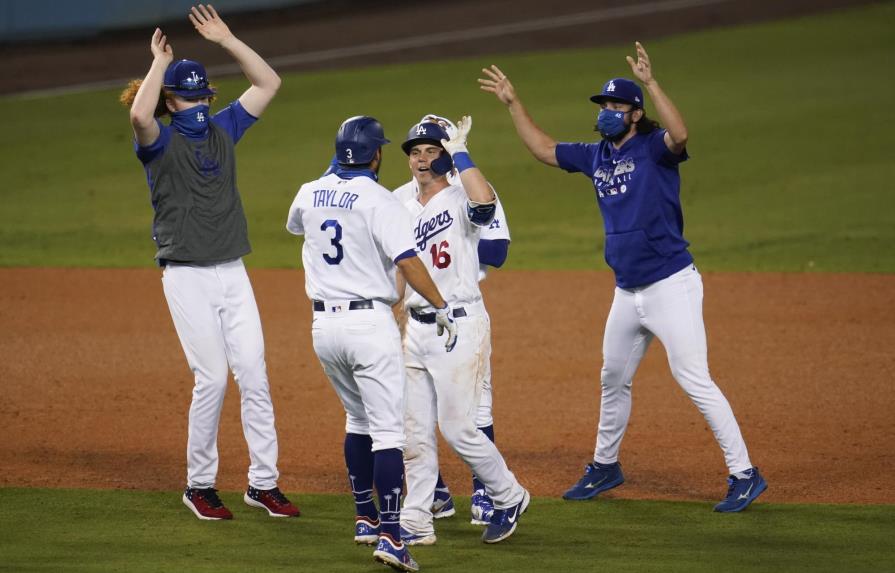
(590, 78), (643, 108)
(401, 121), (450, 155)
(163, 59), (216, 99)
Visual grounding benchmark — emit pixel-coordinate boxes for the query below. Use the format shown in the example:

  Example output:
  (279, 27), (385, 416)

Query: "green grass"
(2, 4), (894, 271)
(0, 489), (891, 572)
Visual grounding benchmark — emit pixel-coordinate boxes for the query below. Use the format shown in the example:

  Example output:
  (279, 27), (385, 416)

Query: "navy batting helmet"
(335, 116), (390, 165)
(590, 78), (643, 108)
(401, 121), (450, 155)
(163, 59), (216, 99)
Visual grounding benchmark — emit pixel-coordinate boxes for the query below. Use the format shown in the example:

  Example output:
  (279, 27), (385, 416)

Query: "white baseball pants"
(402, 304), (525, 535)
(161, 259), (280, 490)
(311, 301), (407, 452)
(594, 264), (752, 474)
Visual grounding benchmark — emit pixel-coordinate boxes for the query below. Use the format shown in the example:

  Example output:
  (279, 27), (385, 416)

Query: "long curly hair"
(119, 79), (217, 117)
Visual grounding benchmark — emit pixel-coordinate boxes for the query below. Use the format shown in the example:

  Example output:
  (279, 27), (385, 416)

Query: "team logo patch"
(607, 80), (616, 92)
(416, 125), (427, 135)
(414, 209), (453, 250)
(593, 156), (636, 198)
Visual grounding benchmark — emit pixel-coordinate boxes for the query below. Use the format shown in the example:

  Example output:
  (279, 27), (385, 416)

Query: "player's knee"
(193, 364), (229, 390)
(600, 361), (628, 389)
(439, 422), (477, 449)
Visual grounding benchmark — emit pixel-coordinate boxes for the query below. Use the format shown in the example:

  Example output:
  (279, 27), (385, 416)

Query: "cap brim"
(166, 87), (217, 99)
(590, 94), (641, 106)
(401, 138), (443, 155)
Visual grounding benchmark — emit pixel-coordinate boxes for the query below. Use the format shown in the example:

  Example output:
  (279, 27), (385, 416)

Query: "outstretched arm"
(189, 4), (281, 118)
(479, 65), (558, 167)
(627, 42), (688, 154)
(130, 28), (172, 146)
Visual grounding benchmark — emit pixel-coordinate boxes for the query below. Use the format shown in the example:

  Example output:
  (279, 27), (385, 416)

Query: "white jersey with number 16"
(401, 185), (488, 312)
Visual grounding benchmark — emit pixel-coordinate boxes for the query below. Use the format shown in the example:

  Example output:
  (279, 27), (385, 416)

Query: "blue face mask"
(596, 108), (629, 141)
(170, 104), (210, 139)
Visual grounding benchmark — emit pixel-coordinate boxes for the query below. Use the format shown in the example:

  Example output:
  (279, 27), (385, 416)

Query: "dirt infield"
(2, 268), (893, 504)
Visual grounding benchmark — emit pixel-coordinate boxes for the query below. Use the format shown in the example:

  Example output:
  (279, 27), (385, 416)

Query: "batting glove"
(440, 115), (471, 156)
(434, 305), (459, 352)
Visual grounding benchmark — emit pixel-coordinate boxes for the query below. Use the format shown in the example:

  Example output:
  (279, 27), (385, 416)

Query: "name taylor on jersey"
(313, 189), (359, 210)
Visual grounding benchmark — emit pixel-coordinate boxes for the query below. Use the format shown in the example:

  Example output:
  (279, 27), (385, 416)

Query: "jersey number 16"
(429, 240), (451, 269)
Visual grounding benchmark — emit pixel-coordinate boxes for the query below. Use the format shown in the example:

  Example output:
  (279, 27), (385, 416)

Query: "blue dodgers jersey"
(556, 130), (693, 288)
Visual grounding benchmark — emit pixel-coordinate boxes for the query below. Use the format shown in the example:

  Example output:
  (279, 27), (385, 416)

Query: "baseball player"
(393, 114), (510, 526)
(479, 42), (767, 512)
(395, 116), (529, 546)
(121, 4), (299, 519)
(287, 115), (458, 573)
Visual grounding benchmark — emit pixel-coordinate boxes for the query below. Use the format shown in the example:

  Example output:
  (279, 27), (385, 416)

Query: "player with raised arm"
(120, 4), (299, 520)
(396, 116), (529, 546)
(393, 114), (510, 526)
(479, 42), (766, 512)
(287, 116), (457, 572)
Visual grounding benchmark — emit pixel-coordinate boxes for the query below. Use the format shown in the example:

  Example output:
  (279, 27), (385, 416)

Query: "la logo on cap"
(607, 80), (616, 92)
(416, 125), (427, 135)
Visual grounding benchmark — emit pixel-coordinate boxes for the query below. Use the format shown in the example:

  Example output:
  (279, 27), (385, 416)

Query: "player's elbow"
(670, 128), (688, 148)
(536, 141), (558, 167)
(268, 72), (282, 93)
(129, 109), (154, 130)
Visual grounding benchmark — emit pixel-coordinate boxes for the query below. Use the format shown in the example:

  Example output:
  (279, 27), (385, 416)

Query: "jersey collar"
(334, 166), (378, 181)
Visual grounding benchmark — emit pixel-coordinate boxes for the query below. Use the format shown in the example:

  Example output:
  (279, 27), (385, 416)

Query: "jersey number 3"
(429, 240), (451, 269)
(321, 219), (344, 265)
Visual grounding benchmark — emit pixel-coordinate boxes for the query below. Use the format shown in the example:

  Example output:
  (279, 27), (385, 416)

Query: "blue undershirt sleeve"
(555, 142), (595, 174)
(394, 249), (417, 264)
(649, 129), (689, 166)
(478, 239), (509, 268)
(134, 120), (170, 164)
(211, 100), (258, 144)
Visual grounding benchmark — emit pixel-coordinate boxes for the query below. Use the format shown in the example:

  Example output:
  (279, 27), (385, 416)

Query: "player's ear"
(631, 108), (644, 123)
(165, 95), (177, 114)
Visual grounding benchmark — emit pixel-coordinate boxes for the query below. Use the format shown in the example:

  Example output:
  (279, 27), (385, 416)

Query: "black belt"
(409, 307), (467, 324)
(313, 299), (374, 312)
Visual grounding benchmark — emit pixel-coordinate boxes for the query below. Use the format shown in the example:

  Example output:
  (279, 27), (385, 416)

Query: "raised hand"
(440, 115), (471, 156)
(478, 65), (517, 106)
(150, 28), (174, 64)
(189, 4), (234, 45)
(626, 41), (654, 84)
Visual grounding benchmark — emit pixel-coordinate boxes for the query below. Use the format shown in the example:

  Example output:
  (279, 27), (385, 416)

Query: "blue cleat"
(373, 535), (420, 572)
(400, 525), (436, 546)
(431, 487), (456, 519)
(714, 467), (768, 513)
(482, 489), (530, 544)
(562, 461), (624, 501)
(354, 516), (380, 545)
(470, 489), (495, 525)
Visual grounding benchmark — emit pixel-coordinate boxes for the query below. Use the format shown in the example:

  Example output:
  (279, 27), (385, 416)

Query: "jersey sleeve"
(211, 100), (258, 144)
(648, 129), (689, 166)
(372, 198), (418, 262)
(555, 142), (597, 174)
(134, 119), (171, 164)
(285, 186), (305, 236)
(479, 195), (510, 241)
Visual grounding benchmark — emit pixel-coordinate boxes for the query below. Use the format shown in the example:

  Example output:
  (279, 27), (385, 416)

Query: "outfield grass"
(0, 489), (891, 572)
(1, 3), (893, 271)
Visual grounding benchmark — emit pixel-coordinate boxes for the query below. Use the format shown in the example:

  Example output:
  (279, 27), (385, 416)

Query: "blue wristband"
(452, 151), (475, 173)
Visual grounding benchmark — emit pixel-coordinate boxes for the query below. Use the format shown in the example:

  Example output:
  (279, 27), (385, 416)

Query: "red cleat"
(244, 486), (301, 517)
